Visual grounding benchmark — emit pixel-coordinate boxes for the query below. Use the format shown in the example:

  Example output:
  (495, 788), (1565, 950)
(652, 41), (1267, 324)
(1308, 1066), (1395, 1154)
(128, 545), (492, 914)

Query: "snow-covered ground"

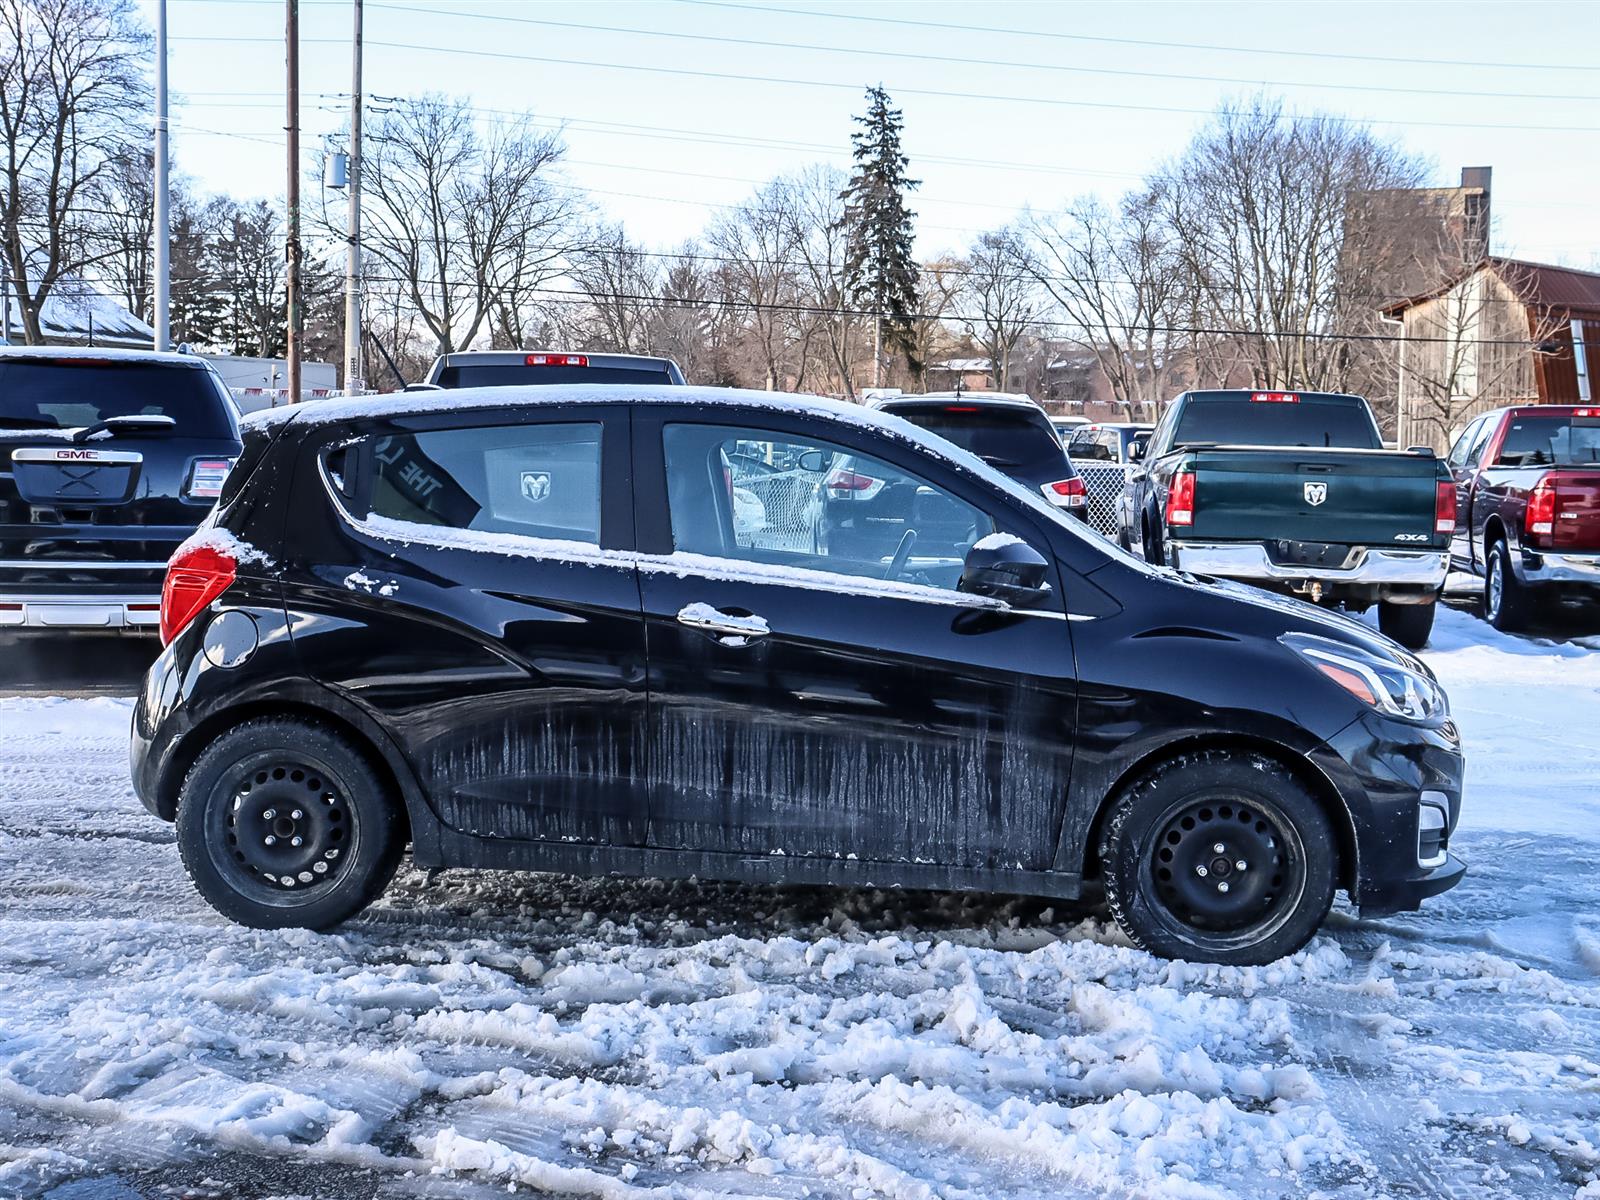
(2, 604), (1598, 1200)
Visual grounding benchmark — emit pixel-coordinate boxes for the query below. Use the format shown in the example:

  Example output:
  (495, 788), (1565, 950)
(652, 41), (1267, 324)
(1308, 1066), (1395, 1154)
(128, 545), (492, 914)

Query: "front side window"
(663, 423), (996, 593)
(368, 421), (602, 543)
(1446, 418), (1484, 469)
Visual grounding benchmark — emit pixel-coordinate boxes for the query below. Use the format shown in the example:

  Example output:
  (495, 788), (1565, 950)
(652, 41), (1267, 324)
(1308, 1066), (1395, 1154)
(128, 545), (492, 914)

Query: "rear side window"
(0, 360), (236, 437)
(1495, 415), (1600, 467)
(1068, 429), (1113, 461)
(435, 364), (670, 388)
(368, 422), (602, 543)
(885, 405), (1063, 468)
(1171, 399), (1382, 449)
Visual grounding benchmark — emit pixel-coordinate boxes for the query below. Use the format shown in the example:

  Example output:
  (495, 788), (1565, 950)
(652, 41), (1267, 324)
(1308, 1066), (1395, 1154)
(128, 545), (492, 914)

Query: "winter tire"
(1484, 539), (1532, 633)
(1378, 598), (1436, 650)
(177, 718), (404, 929)
(1100, 751), (1338, 965)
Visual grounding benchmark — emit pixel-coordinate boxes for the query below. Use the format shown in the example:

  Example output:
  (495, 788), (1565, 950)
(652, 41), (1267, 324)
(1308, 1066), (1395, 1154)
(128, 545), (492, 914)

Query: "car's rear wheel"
(176, 718), (404, 929)
(1484, 539), (1532, 632)
(1378, 598), (1436, 649)
(1100, 751), (1338, 965)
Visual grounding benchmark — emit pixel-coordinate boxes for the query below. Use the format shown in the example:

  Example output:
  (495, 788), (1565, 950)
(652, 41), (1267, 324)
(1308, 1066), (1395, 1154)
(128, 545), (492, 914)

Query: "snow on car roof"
(243, 383), (1105, 547)
(0, 345), (212, 366)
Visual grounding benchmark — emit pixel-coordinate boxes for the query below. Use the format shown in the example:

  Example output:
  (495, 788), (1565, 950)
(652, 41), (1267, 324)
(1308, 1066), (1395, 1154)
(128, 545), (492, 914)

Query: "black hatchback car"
(132, 386), (1465, 964)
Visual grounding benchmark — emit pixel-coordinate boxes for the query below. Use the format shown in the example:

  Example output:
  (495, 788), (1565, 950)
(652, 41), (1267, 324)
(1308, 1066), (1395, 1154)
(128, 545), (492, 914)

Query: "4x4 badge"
(1303, 481), (1328, 506)
(520, 470), (552, 502)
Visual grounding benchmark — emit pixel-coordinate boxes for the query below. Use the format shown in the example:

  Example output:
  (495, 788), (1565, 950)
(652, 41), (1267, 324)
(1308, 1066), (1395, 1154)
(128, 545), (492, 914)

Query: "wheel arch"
(155, 697), (428, 857)
(1081, 733), (1359, 895)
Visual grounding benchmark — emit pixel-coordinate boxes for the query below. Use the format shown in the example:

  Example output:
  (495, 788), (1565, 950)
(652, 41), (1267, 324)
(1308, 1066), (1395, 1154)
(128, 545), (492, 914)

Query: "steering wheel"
(884, 528), (918, 581)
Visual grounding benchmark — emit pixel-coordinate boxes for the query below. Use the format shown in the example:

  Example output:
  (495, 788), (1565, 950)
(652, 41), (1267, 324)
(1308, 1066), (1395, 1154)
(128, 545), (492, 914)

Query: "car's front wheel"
(176, 718), (404, 929)
(1099, 751), (1338, 965)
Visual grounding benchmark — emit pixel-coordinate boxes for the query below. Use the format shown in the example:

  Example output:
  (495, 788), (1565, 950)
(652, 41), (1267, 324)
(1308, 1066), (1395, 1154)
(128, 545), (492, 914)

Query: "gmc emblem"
(55, 449), (100, 461)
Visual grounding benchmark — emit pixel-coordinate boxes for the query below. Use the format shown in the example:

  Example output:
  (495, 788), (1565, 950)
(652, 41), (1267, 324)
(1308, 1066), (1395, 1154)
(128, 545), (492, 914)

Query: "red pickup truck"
(1445, 405), (1600, 630)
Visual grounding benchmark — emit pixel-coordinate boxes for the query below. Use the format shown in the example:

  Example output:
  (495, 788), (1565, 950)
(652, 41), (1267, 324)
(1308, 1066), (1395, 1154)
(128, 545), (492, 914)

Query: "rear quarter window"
(365, 422), (603, 543)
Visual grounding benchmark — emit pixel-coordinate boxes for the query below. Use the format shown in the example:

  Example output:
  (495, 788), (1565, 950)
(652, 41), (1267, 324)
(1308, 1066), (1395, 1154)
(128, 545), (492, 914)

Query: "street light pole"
(344, 0), (363, 395)
(285, 0), (303, 405)
(153, 0), (170, 350)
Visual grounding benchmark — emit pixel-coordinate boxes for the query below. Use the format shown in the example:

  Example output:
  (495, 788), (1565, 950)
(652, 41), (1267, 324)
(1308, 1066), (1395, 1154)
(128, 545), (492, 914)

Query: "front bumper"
(1170, 541), (1449, 589)
(1516, 548), (1600, 586)
(0, 593), (161, 631)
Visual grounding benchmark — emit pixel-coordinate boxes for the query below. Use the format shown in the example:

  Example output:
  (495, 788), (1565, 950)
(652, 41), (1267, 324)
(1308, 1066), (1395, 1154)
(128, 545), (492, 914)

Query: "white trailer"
(203, 354), (339, 413)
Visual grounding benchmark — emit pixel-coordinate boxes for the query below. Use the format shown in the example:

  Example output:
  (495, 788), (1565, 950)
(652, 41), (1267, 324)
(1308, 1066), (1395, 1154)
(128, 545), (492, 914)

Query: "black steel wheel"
(1101, 751), (1338, 964)
(177, 718), (404, 929)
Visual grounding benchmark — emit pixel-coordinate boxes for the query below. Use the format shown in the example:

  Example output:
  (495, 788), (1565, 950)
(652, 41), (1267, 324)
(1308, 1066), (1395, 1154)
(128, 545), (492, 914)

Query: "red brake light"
(943, 405), (980, 413)
(1041, 477), (1087, 509)
(1526, 477), (1557, 542)
(1575, 408), (1599, 418)
(1166, 469), (1196, 527)
(187, 458), (233, 500)
(1434, 480), (1456, 535)
(1251, 392), (1300, 403)
(525, 353), (587, 367)
(160, 544), (236, 644)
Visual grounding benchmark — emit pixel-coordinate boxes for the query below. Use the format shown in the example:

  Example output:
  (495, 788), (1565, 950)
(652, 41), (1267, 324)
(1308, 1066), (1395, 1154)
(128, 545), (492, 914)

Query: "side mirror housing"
(960, 535), (1052, 608)
(1127, 437), (1147, 462)
(797, 448), (830, 473)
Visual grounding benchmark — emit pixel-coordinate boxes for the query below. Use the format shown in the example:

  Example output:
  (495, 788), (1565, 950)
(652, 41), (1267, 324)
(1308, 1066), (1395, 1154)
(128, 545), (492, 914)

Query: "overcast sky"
(143, 0), (1600, 269)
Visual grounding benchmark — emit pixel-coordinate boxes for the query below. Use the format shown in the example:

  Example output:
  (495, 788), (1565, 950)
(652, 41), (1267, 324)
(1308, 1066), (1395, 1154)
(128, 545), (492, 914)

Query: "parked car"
(1444, 404), (1600, 630)
(132, 384), (1464, 965)
(0, 347), (241, 634)
(1063, 422), (1154, 541)
(1122, 389), (1453, 649)
(867, 392), (1088, 519)
(1051, 415), (1092, 439)
(423, 350), (685, 389)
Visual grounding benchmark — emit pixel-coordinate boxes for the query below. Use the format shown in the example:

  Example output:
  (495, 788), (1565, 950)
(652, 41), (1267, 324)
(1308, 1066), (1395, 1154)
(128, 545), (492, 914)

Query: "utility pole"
(153, 0), (170, 350)
(343, 0), (364, 395)
(285, 0), (303, 404)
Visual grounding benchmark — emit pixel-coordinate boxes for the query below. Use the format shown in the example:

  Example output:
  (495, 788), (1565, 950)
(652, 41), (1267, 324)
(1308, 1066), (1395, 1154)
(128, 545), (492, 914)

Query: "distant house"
(926, 357), (994, 391)
(1381, 257), (1600, 453)
(3, 278), (154, 349)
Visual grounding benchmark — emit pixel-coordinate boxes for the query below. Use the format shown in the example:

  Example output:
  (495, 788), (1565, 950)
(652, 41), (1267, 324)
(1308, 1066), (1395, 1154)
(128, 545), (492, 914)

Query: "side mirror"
(797, 449), (830, 473)
(1127, 437), (1147, 462)
(960, 535), (1052, 608)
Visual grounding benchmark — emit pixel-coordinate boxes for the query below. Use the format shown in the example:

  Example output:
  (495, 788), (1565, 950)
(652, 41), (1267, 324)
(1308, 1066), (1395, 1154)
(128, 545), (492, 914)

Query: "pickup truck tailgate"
(1550, 470), (1600, 550)
(1185, 447), (1443, 545)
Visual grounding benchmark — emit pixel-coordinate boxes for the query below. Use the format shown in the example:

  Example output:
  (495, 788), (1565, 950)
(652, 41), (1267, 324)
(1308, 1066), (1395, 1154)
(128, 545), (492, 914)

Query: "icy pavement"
(1, 605), (1598, 1200)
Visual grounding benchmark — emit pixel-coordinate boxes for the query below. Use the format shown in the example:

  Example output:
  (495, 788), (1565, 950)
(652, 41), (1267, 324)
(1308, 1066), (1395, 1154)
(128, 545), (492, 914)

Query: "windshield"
(1496, 414), (1600, 467)
(435, 364), (672, 388)
(1172, 400), (1382, 449)
(885, 405), (1063, 468)
(0, 360), (237, 437)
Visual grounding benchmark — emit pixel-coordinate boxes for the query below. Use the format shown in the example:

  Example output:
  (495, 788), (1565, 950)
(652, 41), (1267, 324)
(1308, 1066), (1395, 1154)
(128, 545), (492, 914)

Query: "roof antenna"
(953, 375), (966, 397)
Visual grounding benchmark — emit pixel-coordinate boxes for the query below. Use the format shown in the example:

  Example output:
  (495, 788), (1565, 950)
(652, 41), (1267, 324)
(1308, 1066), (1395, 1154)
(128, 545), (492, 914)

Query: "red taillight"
(525, 353), (587, 367)
(1251, 392), (1300, 403)
(1435, 480), (1456, 535)
(1041, 477), (1087, 509)
(943, 405), (979, 413)
(187, 458), (233, 500)
(1574, 408), (1599, 419)
(160, 544), (236, 644)
(1527, 477), (1557, 542)
(826, 469), (879, 494)
(1166, 470), (1196, 527)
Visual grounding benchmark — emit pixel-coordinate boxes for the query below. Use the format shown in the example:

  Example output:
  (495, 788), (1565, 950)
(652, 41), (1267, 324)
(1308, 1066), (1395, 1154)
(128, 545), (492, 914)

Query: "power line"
(672, 0), (1600, 74)
(166, 36), (1600, 134)
(353, 2), (1600, 105)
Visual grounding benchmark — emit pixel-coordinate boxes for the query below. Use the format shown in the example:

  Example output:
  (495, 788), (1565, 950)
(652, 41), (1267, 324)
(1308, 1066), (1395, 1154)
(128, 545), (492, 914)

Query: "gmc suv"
(0, 348), (241, 633)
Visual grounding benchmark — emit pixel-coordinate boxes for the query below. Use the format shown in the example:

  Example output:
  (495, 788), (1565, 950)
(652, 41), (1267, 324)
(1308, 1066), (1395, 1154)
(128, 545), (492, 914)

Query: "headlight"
(1280, 633), (1448, 722)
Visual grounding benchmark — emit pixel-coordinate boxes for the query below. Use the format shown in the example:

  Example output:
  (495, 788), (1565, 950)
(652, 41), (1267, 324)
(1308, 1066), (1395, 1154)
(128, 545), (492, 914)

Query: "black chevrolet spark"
(131, 386), (1465, 965)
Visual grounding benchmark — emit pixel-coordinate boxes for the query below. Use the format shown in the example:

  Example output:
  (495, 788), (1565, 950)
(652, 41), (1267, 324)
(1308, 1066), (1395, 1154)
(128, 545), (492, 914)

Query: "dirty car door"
(634, 412), (1077, 871)
(289, 404), (648, 845)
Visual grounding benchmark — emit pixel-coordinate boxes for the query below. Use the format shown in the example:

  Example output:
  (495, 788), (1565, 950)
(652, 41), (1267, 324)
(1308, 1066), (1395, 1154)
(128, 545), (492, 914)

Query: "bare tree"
(0, 0), (148, 343)
(1029, 191), (1190, 419)
(775, 165), (858, 397)
(650, 241), (724, 385)
(908, 256), (963, 390)
(961, 227), (1042, 392)
(356, 96), (574, 355)
(566, 223), (659, 354)
(1153, 96), (1427, 393)
(708, 178), (804, 390)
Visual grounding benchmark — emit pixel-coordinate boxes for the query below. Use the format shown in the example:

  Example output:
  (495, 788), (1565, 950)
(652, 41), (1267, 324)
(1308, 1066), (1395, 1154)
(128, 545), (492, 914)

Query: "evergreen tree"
(839, 85), (920, 374)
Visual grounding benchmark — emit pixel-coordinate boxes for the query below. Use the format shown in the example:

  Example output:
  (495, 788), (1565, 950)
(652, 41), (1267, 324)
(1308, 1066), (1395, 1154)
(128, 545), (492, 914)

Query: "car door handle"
(676, 604), (769, 641)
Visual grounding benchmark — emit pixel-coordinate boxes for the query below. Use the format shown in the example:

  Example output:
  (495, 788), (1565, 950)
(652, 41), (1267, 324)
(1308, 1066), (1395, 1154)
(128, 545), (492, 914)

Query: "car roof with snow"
(0, 345), (215, 367)
(871, 391), (1043, 411)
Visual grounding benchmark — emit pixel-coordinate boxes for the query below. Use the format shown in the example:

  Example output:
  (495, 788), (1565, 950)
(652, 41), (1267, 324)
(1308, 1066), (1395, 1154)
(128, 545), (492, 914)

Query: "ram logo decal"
(520, 470), (552, 502)
(1303, 481), (1328, 507)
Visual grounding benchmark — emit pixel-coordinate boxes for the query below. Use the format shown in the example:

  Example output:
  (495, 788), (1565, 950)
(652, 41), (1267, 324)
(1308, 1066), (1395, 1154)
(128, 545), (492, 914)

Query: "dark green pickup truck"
(1120, 390), (1455, 648)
